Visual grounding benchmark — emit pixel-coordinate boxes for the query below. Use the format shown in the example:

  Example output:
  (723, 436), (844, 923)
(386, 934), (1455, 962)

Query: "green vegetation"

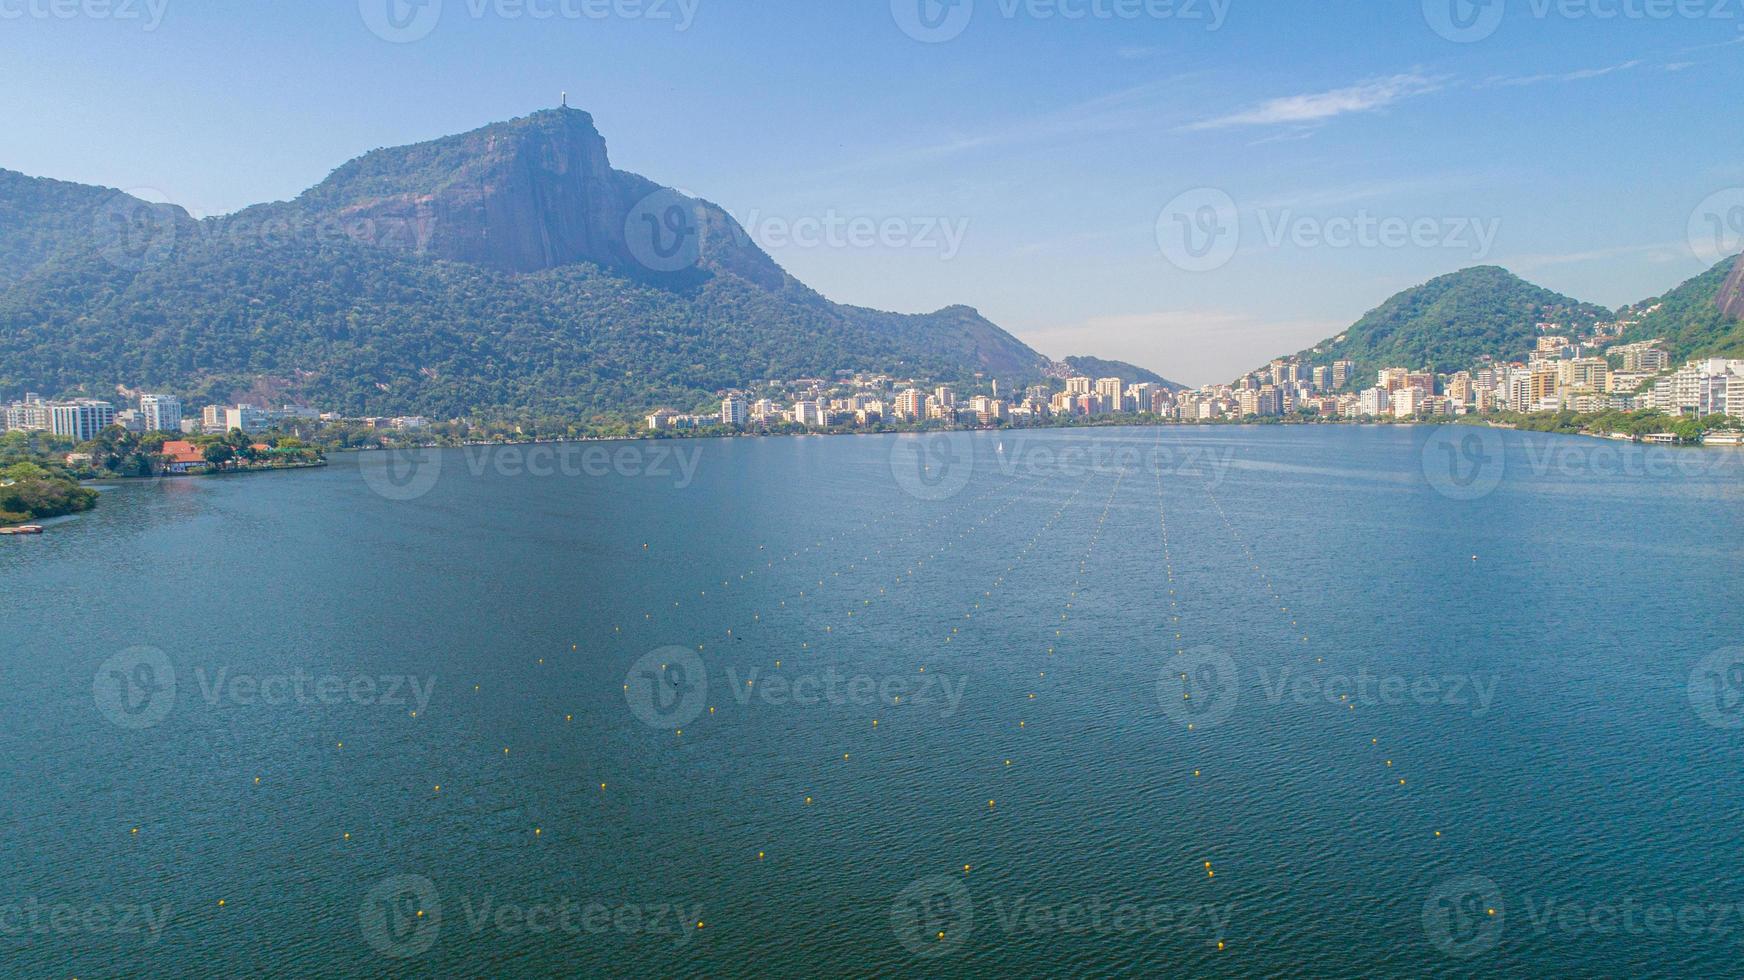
(0, 169), (194, 289)
(1287, 266), (1612, 389)
(1621, 255), (1744, 363)
(1459, 408), (1734, 443)
(0, 207), (1046, 422)
(0, 436), (98, 523)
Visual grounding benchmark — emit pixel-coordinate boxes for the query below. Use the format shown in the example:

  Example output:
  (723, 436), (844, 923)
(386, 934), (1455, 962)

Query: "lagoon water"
(2, 425), (1742, 977)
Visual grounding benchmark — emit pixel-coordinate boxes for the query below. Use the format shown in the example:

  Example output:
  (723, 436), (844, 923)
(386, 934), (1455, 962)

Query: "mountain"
(0, 108), (1052, 417)
(1281, 266), (1612, 389)
(1061, 355), (1185, 391)
(1620, 255), (1744, 362)
(0, 170), (195, 288)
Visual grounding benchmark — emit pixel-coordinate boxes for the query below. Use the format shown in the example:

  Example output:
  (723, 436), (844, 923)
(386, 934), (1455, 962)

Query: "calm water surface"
(2, 426), (1741, 977)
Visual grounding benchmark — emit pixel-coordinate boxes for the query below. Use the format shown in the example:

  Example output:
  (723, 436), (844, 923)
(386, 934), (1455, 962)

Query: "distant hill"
(0, 108), (1052, 417)
(1061, 355), (1186, 391)
(1620, 255), (1744, 362)
(1280, 266), (1612, 389)
(0, 170), (195, 289)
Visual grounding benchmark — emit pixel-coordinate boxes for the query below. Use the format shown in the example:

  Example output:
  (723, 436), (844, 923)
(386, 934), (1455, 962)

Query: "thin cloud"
(1249, 175), (1478, 213)
(1184, 73), (1441, 131)
(1500, 241), (1689, 272)
(827, 75), (1210, 175)
(1486, 59), (1642, 88)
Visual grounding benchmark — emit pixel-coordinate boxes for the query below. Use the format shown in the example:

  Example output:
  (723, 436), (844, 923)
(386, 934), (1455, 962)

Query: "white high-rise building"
(1094, 378), (1125, 412)
(894, 388), (926, 421)
(3, 394), (51, 432)
(222, 407), (271, 433)
(720, 395), (748, 428)
(49, 400), (116, 441)
(140, 394), (183, 434)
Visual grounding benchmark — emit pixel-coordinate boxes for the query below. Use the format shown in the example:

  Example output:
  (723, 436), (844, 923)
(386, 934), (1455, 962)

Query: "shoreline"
(317, 415), (1739, 455)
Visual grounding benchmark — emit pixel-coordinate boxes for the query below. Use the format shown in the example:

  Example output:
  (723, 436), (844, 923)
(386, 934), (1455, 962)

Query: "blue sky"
(4, 0), (1742, 383)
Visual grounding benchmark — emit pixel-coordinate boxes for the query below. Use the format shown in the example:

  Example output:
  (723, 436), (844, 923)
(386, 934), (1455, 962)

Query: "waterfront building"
(49, 400), (115, 441)
(720, 395), (748, 428)
(895, 388), (926, 421)
(3, 394), (51, 432)
(1094, 378), (1124, 412)
(139, 394), (183, 433)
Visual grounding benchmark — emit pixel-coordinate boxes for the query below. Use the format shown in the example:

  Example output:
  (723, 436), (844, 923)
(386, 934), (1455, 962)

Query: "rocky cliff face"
(1719, 256), (1744, 321)
(296, 107), (790, 290)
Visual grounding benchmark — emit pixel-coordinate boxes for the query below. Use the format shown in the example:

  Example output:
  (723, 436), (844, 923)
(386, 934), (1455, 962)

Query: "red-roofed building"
(160, 440), (211, 475)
